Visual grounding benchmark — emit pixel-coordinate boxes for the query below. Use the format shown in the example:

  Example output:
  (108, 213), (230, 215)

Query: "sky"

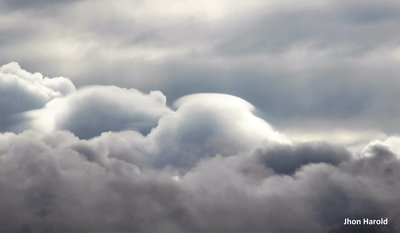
(1, 0), (400, 232)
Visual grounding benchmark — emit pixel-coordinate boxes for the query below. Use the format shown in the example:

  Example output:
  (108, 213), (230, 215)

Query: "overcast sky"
(1, 0), (400, 145)
(1, 1), (400, 232)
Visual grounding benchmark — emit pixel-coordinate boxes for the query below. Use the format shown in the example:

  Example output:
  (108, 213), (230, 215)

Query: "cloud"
(0, 62), (75, 132)
(254, 142), (351, 175)
(0, 130), (399, 232)
(147, 93), (289, 170)
(1, 0), (400, 141)
(179, 145), (400, 233)
(0, 63), (400, 233)
(0, 60), (399, 232)
(0, 62), (287, 161)
(0, 0), (81, 11)
(0, 0), (399, 230)
(29, 85), (171, 139)
(27, 91), (289, 170)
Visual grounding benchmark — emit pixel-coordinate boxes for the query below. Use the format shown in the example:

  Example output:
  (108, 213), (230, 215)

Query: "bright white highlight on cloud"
(29, 85), (171, 138)
(0, 62), (75, 132)
(1, 62), (289, 168)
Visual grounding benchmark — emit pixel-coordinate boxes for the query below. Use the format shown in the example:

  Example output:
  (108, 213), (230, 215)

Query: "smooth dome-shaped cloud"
(147, 93), (290, 169)
(29, 86), (171, 139)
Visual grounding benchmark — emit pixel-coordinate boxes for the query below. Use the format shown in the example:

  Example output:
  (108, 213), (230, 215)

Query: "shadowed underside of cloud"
(0, 63), (399, 232)
(0, 131), (399, 233)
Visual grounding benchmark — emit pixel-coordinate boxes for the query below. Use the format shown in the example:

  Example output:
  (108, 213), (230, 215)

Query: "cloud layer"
(0, 63), (399, 232)
(1, 0), (399, 231)
(1, 0), (400, 140)
(30, 85), (170, 139)
(0, 130), (400, 232)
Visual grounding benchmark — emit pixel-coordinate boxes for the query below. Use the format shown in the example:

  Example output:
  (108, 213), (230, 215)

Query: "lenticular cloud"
(29, 85), (171, 139)
(0, 62), (399, 233)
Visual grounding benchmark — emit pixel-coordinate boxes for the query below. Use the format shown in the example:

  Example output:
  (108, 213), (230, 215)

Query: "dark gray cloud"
(254, 142), (351, 175)
(0, 0), (82, 11)
(0, 130), (399, 233)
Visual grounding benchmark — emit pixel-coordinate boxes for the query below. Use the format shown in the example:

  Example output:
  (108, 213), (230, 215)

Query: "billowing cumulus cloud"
(0, 130), (399, 232)
(147, 93), (289, 169)
(0, 63), (399, 232)
(29, 85), (170, 139)
(0, 62), (289, 168)
(0, 62), (75, 132)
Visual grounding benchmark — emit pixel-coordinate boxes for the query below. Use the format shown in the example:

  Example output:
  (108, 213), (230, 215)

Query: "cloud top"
(29, 85), (171, 139)
(0, 62), (75, 132)
(0, 62), (399, 232)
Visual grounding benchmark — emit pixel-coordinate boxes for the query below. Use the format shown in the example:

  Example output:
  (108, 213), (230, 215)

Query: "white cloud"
(144, 93), (289, 169)
(361, 136), (400, 159)
(0, 63), (289, 170)
(0, 62), (75, 132)
(25, 91), (289, 170)
(29, 85), (171, 138)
